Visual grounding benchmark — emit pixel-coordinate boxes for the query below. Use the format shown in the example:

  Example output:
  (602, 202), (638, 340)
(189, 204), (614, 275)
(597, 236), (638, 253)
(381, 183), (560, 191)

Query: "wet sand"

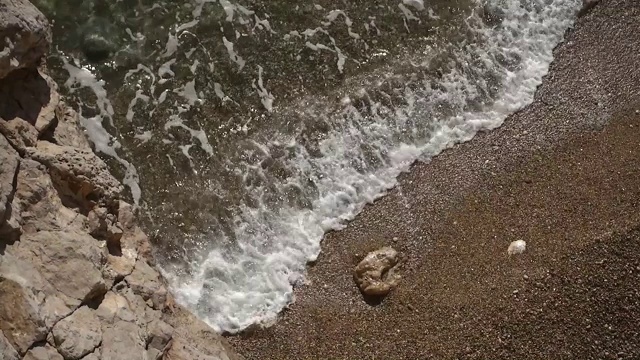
(229, 1), (640, 359)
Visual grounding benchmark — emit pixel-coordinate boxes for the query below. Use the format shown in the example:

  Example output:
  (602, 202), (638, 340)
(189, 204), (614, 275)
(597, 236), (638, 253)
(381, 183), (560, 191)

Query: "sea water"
(40, 0), (581, 332)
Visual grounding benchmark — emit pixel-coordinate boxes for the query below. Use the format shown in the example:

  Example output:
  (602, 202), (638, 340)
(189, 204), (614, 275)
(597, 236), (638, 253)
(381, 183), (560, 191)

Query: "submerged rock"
(82, 33), (114, 62)
(354, 246), (401, 297)
(79, 17), (119, 63)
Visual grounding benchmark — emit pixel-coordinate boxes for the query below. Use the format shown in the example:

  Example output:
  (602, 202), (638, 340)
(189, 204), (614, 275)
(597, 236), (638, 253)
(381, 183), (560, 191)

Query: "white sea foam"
(222, 36), (246, 71)
(62, 59), (143, 205)
(403, 0), (425, 11)
(253, 65), (274, 112)
(163, 0), (581, 332)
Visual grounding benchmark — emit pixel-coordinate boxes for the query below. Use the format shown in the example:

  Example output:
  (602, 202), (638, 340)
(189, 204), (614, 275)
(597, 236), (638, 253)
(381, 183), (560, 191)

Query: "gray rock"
(0, 133), (18, 224)
(0, 330), (19, 360)
(51, 102), (90, 150)
(88, 206), (122, 251)
(0, 251), (72, 330)
(0, 71), (65, 151)
(122, 225), (153, 264)
(164, 306), (242, 360)
(165, 336), (236, 360)
(117, 200), (153, 263)
(0, 0), (51, 79)
(40, 295), (72, 330)
(0, 117), (38, 154)
(100, 321), (146, 360)
(52, 306), (102, 359)
(87, 207), (108, 238)
(33, 72), (58, 134)
(147, 348), (163, 360)
(0, 278), (47, 354)
(10, 231), (108, 308)
(23, 344), (64, 360)
(96, 286), (164, 350)
(117, 201), (136, 231)
(26, 141), (123, 207)
(0, 137), (21, 242)
(10, 158), (85, 234)
(102, 253), (136, 284)
(126, 259), (166, 309)
(80, 351), (100, 360)
(353, 246), (401, 297)
(100, 222), (152, 288)
(95, 291), (137, 324)
(119, 285), (162, 327)
(147, 319), (173, 352)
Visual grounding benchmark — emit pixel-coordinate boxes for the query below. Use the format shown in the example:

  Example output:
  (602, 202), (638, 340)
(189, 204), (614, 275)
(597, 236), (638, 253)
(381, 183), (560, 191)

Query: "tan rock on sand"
(353, 246), (401, 297)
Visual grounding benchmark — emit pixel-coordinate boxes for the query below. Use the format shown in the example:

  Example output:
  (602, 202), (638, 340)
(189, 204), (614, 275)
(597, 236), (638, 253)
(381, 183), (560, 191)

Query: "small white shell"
(507, 240), (527, 255)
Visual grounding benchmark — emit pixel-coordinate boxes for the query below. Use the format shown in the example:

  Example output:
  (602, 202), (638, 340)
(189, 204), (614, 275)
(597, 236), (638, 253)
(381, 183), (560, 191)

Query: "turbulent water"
(40, 0), (581, 332)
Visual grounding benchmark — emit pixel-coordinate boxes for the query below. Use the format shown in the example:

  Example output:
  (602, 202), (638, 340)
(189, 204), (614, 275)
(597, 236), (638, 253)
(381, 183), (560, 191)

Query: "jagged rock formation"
(0, 1), (242, 359)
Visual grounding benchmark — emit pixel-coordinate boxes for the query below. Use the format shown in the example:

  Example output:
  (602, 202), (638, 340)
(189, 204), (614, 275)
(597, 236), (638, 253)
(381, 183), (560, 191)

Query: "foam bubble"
(222, 36), (246, 71)
(253, 65), (274, 112)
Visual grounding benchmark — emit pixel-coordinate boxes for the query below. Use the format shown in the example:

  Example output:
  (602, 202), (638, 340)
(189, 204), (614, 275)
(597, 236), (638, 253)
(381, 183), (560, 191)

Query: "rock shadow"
(360, 291), (388, 306)
(361, 293), (386, 306)
(0, 68), (51, 124)
(0, 229), (18, 255)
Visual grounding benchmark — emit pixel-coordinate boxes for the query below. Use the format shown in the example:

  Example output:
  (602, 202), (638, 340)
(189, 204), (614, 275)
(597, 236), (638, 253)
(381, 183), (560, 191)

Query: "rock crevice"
(0, 1), (242, 359)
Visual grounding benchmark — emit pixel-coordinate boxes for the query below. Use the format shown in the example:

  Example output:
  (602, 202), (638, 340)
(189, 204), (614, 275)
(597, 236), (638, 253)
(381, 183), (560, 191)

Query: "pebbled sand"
(230, 1), (640, 359)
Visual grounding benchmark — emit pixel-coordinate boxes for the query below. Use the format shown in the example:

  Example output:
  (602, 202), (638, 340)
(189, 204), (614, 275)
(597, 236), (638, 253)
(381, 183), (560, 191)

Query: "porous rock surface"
(0, 1), (242, 359)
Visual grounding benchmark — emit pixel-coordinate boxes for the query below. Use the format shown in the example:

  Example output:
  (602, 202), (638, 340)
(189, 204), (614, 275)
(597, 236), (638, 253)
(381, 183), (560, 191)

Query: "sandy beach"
(229, 1), (640, 359)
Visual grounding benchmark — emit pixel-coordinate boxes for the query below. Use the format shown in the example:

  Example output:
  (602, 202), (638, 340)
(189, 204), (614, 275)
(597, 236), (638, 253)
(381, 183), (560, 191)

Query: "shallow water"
(39, 0), (581, 332)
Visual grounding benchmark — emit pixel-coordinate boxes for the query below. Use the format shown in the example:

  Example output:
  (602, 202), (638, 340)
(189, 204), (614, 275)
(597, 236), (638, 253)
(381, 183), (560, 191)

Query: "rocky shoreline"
(0, 1), (240, 359)
(3, 0), (635, 359)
